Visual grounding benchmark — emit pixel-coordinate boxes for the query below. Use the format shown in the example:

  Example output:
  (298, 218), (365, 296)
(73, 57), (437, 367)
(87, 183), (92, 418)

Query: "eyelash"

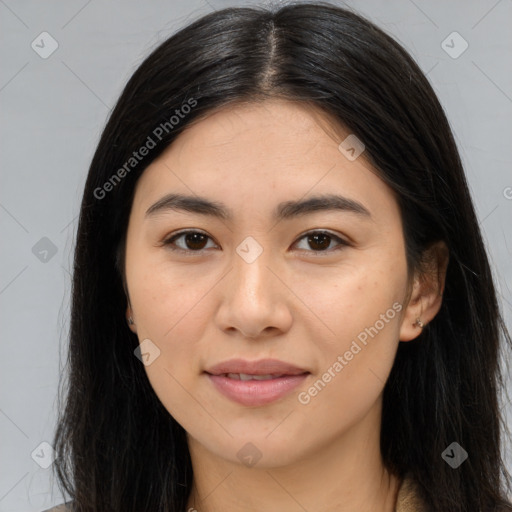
(161, 229), (349, 257)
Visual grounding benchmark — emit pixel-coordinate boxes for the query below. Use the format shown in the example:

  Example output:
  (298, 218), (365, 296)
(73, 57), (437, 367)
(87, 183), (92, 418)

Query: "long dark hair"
(52, 2), (512, 510)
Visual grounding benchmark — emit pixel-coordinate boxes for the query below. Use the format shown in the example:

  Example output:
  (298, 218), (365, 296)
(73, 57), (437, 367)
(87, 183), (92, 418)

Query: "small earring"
(414, 318), (424, 328)
(128, 316), (134, 326)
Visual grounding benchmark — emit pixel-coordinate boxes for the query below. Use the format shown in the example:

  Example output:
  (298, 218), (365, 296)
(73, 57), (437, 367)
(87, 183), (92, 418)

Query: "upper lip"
(205, 358), (309, 376)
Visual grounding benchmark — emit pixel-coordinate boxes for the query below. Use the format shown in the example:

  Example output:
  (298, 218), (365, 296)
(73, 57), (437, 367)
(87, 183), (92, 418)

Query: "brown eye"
(293, 231), (348, 254)
(181, 232), (208, 250)
(306, 232), (331, 251)
(163, 230), (216, 253)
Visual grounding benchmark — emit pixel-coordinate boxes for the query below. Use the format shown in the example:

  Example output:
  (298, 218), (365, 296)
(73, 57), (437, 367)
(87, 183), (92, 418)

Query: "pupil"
(186, 233), (207, 250)
(309, 233), (330, 250)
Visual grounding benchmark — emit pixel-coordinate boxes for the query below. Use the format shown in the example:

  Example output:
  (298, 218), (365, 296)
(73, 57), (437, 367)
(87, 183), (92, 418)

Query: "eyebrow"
(145, 193), (372, 221)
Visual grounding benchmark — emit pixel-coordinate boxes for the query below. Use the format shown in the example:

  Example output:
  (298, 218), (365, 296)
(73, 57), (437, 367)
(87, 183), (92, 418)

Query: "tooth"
(227, 373), (283, 381)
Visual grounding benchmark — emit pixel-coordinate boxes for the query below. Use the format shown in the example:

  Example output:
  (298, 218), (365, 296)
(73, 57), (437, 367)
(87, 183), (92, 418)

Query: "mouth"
(216, 373), (296, 381)
(204, 357), (309, 377)
(205, 370), (310, 406)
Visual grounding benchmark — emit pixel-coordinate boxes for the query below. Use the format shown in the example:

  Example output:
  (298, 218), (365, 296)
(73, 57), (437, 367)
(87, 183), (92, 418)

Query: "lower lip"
(206, 373), (309, 406)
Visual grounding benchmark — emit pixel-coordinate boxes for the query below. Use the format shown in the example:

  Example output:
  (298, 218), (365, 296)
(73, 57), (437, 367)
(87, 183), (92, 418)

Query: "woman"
(45, 2), (512, 511)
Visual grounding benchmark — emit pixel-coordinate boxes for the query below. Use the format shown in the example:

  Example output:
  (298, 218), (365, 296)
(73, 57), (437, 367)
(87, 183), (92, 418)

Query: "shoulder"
(40, 502), (73, 512)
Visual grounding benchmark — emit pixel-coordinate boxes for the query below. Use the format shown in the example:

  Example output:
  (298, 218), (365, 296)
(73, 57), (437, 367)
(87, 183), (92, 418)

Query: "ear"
(126, 303), (137, 334)
(399, 240), (449, 342)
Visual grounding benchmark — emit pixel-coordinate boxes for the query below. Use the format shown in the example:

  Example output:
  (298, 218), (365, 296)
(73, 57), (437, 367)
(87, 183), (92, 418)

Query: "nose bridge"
(214, 234), (295, 338)
(232, 235), (274, 299)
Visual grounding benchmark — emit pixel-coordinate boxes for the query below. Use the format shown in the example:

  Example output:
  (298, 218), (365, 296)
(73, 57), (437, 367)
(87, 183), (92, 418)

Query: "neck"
(185, 404), (400, 512)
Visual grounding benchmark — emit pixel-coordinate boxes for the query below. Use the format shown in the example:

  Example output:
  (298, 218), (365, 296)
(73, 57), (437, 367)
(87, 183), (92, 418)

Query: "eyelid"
(162, 228), (215, 246)
(162, 228), (350, 255)
(293, 229), (350, 255)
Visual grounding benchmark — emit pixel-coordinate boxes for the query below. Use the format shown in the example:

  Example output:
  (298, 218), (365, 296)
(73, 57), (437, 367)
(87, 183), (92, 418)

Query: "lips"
(204, 358), (310, 406)
(204, 358), (309, 377)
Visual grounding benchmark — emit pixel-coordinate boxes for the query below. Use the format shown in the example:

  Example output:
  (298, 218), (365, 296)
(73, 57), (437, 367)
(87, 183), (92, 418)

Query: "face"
(123, 99), (414, 468)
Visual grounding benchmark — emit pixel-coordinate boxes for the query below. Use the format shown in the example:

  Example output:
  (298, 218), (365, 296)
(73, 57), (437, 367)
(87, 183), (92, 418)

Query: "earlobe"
(399, 277), (427, 342)
(399, 240), (449, 342)
(126, 305), (137, 332)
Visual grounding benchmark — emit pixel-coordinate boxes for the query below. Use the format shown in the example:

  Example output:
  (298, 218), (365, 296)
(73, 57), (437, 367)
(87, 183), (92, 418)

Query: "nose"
(214, 245), (293, 339)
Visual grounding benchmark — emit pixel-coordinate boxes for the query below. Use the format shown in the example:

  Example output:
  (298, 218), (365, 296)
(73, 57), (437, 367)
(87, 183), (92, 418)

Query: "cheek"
(132, 274), (207, 356)
(294, 252), (405, 418)
(128, 248), (204, 331)
(298, 305), (402, 439)
(125, 250), (206, 381)
(128, 263), (211, 422)
(291, 248), (405, 343)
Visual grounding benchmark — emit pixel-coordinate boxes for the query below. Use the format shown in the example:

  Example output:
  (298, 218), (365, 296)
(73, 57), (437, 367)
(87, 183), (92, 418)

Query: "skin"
(123, 99), (448, 512)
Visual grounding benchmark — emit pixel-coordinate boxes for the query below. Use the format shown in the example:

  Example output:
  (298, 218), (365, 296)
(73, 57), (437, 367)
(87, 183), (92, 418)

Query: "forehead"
(179, 99), (348, 153)
(130, 99), (400, 225)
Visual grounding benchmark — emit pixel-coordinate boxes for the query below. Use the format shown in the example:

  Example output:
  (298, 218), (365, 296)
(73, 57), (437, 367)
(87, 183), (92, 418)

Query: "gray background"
(1, 0), (511, 510)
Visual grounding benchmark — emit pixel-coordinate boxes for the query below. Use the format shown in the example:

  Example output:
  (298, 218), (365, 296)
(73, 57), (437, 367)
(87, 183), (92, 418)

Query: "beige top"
(395, 474), (428, 511)
(41, 474), (427, 512)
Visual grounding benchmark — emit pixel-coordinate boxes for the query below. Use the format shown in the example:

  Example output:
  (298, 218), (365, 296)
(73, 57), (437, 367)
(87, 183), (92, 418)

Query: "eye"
(162, 230), (216, 254)
(162, 229), (349, 255)
(292, 230), (349, 254)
